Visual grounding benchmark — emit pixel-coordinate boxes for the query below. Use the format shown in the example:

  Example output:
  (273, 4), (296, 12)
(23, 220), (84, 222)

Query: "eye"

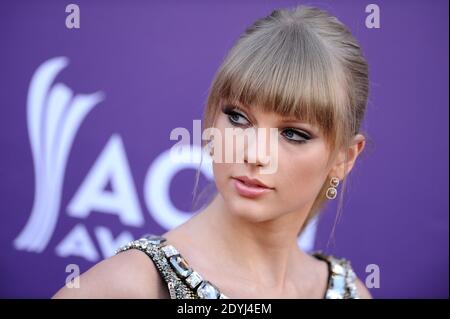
(222, 107), (251, 127)
(281, 128), (311, 144)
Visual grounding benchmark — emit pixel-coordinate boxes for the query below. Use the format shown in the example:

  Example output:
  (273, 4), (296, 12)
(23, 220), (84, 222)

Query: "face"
(210, 102), (336, 224)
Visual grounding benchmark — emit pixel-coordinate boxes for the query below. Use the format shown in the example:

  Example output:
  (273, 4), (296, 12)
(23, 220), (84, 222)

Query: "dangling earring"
(207, 140), (214, 157)
(326, 177), (340, 200)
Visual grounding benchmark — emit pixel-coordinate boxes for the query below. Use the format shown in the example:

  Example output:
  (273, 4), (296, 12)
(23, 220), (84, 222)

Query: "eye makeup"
(220, 104), (314, 145)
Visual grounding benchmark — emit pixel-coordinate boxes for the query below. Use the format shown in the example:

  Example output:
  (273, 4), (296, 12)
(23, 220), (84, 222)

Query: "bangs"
(205, 22), (350, 148)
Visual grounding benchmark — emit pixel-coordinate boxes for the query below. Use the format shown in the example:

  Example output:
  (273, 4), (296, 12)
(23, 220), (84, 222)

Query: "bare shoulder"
(354, 277), (373, 299)
(52, 249), (169, 299)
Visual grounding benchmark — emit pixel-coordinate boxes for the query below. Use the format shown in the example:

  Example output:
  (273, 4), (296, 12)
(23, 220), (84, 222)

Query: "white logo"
(14, 57), (104, 253)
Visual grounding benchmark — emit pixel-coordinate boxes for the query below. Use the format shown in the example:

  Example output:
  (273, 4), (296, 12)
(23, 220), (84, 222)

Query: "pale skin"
(53, 103), (372, 299)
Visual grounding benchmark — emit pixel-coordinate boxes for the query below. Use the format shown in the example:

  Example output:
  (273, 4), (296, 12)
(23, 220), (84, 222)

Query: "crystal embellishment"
(161, 245), (179, 258)
(185, 271), (203, 289)
(197, 281), (220, 299)
(326, 187), (337, 199)
(331, 262), (345, 276)
(145, 235), (166, 245)
(326, 289), (344, 299)
(138, 238), (148, 249)
(330, 177), (339, 187)
(331, 274), (346, 292)
(169, 255), (192, 278)
(346, 268), (356, 284)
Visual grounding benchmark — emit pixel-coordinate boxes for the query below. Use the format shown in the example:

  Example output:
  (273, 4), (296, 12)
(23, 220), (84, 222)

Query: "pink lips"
(232, 176), (274, 199)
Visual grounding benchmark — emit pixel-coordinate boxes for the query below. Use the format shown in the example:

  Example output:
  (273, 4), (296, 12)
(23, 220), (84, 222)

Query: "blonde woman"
(54, 5), (372, 299)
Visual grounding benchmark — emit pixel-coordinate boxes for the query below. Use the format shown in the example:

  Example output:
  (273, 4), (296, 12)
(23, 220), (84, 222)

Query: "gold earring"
(326, 177), (339, 200)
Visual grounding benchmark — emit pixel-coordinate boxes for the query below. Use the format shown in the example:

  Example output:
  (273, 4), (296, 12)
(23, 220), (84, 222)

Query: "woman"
(54, 5), (372, 299)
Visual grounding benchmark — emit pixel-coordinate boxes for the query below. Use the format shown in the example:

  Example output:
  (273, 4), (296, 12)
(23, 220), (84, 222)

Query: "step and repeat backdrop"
(0, 0), (448, 298)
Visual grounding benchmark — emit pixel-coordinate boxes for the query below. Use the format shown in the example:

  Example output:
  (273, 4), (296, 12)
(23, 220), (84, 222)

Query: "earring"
(326, 177), (339, 200)
(207, 141), (214, 156)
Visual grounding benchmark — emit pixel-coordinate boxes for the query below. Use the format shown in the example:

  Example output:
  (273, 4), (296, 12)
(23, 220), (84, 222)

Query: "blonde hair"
(193, 5), (370, 237)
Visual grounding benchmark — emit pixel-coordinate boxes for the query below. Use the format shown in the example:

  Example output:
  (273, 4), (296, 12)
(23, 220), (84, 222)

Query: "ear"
(329, 134), (366, 179)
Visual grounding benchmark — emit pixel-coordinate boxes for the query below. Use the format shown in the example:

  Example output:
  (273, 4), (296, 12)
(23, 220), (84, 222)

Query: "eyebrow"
(280, 117), (306, 123)
(229, 103), (249, 113)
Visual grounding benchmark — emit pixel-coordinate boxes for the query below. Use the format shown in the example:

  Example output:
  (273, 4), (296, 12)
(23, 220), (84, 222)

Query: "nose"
(243, 127), (272, 167)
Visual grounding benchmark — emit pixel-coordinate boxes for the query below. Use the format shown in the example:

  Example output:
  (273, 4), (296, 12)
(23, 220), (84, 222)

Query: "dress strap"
(116, 234), (197, 299)
(115, 234), (229, 299)
(312, 251), (360, 299)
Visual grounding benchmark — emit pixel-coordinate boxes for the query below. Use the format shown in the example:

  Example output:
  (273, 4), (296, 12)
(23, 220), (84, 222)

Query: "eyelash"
(221, 106), (311, 144)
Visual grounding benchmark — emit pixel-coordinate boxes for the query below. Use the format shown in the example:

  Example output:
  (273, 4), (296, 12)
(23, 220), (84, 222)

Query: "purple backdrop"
(0, 0), (448, 298)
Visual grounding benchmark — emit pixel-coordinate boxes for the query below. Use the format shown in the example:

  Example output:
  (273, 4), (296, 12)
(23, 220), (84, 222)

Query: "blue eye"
(282, 128), (310, 144)
(229, 112), (249, 125)
(222, 107), (250, 126)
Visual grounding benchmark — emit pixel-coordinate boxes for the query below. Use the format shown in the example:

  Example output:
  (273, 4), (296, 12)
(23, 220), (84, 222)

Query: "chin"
(224, 194), (277, 223)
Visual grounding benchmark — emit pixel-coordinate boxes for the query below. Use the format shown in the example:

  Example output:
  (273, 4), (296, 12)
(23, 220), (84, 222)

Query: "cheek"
(212, 162), (233, 189)
(206, 115), (237, 196)
(276, 144), (329, 203)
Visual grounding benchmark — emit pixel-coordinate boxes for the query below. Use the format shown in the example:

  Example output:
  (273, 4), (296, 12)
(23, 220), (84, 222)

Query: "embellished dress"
(115, 234), (360, 299)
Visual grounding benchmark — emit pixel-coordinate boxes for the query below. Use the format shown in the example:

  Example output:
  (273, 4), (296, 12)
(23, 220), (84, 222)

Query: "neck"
(179, 193), (310, 291)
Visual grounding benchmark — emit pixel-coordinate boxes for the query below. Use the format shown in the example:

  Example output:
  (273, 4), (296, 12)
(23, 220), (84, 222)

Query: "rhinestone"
(326, 187), (337, 199)
(197, 281), (220, 299)
(330, 177), (340, 187)
(169, 255), (192, 278)
(350, 288), (360, 299)
(139, 239), (148, 249)
(326, 289), (344, 299)
(145, 234), (167, 245)
(331, 274), (346, 292)
(161, 245), (179, 258)
(185, 271), (203, 289)
(348, 285), (358, 297)
(346, 268), (357, 284)
(331, 262), (345, 276)
(167, 281), (177, 299)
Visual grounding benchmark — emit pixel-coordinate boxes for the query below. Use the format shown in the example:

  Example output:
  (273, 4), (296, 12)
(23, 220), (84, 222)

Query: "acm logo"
(13, 57), (318, 262)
